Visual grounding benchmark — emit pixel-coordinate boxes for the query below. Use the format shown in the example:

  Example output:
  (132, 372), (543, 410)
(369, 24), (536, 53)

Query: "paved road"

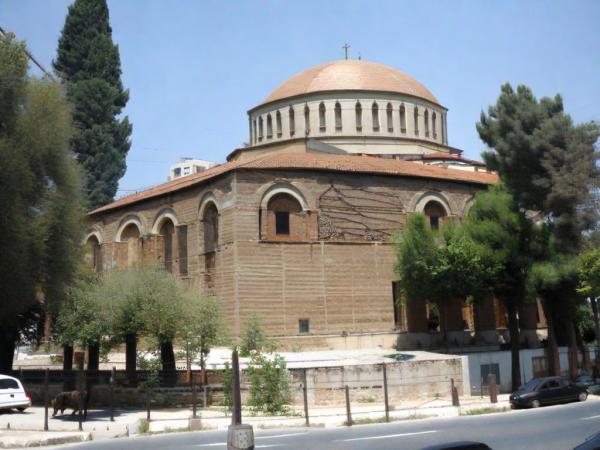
(51, 401), (600, 450)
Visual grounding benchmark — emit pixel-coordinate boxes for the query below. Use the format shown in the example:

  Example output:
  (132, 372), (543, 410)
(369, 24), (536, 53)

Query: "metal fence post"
(451, 378), (460, 407)
(110, 366), (115, 422)
(302, 369), (309, 426)
(44, 368), (49, 431)
(77, 361), (83, 431)
(488, 373), (498, 404)
(192, 371), (197, 419)
(382, 363), (390, 422)
(345, 385), (352, 426)
(146, 387), (151, 422)
(203, 384), (208, 409)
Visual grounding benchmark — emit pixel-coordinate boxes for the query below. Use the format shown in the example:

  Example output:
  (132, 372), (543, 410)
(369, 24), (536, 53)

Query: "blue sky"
(3, 0), (599, 196)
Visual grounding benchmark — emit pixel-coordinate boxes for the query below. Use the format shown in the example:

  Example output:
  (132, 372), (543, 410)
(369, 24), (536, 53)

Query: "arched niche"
(83, 232), (102, 272)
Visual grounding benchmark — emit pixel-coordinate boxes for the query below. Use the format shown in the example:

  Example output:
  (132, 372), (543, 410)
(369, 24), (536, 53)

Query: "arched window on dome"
(372, 102), (380, 131)
(276, 110), (282, 138)
(335, 102), (342, 131)
(304, 105), (310, 135)
(399, 104), (407, 133)
(289, 106), (295, 137)
(432, 112), (437, 139)
(414, 106), (419, 136)
(386, 103), (393, 132)
(252, 119), (257, 144)
(424, 109), (430, 138)
(424, 200), (447, 231)
(266, 113), (273, 138)
(258, 116), (264, 141)
(319, 102), (326, 131)
(355, 102), (362, 131)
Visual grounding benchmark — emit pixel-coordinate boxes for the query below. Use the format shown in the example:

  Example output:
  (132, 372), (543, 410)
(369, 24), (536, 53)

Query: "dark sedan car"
(510, 376), (588, 408)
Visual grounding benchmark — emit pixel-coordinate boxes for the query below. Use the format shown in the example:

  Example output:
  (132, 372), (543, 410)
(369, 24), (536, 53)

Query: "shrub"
(246, 353), (291, 415)
(239, 314), (272, 356)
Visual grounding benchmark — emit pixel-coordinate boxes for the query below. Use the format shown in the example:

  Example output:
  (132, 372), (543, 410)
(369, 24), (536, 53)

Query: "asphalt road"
(52, 400), (600, 450)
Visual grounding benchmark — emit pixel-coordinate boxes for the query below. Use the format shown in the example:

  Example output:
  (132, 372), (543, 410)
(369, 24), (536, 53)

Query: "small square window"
(299, 319), (309, 334)
(275, 211), (290, 235)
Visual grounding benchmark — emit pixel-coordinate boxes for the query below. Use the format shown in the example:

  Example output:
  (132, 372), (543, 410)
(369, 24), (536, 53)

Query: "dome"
(261, 60), (440, 106)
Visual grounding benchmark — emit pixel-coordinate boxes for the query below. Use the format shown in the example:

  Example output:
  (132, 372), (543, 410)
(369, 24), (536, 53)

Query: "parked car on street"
(0, 374), (31, 412)
(510, 376), (587, 409)
(575, 374), (600, 390)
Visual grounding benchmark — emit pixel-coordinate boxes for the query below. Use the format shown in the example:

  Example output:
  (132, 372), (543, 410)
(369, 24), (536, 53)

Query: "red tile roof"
(89, 151), (497, 216)
(419, 152), (486, 166)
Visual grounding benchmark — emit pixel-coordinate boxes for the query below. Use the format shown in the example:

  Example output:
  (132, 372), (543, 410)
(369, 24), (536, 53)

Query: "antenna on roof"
(342, 43), (351, 60)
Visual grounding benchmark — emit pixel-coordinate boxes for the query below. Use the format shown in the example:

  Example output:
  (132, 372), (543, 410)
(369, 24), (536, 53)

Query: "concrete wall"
(463, 347), (598, 394)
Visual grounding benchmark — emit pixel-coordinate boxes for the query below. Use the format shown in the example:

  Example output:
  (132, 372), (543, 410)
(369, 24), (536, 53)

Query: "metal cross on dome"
(342, 43), (351, 60)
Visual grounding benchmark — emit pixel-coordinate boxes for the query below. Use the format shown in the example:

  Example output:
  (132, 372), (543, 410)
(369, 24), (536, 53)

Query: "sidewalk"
(3, 395), (595, 446)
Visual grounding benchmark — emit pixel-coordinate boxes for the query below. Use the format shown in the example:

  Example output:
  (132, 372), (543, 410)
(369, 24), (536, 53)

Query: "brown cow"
(52, 390), (86, 416)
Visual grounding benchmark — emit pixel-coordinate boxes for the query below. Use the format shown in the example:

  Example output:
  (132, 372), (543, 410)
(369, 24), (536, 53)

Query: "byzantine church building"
(85, 59), (546, 350)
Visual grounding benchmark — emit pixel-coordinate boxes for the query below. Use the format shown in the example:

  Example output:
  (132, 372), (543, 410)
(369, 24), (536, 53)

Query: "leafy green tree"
(464, 186), (538, 391)
(477, 84), (599, 252)
(394, 214), (491, 344)
(578, 248), (600, 374)
(240, 314), (273, 357)
(54, 0), (132, 209)
(179, 294), (225, 372)
(246, 353), (291, 415)
(0, 34), (83, 371)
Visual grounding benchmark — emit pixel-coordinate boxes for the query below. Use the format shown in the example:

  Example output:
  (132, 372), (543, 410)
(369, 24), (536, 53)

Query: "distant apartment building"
(168, 158), (216, 180)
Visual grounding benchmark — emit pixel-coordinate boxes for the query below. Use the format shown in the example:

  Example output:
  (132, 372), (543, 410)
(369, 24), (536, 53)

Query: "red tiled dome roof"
(261, 60), (440, 106)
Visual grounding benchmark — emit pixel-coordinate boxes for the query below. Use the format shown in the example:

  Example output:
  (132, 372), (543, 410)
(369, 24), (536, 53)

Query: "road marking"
(582, 415), (600, 420)
(195, 444), (226, 447)
(256, 445), (287, 448)
(336, 430), (437, 442)
(257, 432), (305, 439)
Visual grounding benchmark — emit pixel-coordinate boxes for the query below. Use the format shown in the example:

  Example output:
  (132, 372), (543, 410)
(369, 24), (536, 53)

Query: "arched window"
(424, 109), (430, 137)
(424, 201), (447, 231)
(203, 203), (218, 288)
(432, 112), (437, 139)
(159, 219), (175, 273)
(252, 119), (257, 144)
(386, 103), (393, 132)
(289, 106), (295, 136)
(335, 102), (342, 131)
(372, 102), (380, 131)
(85, 235), (102, 272)
(121, 223), (141, 267)
(276, 110), (282, 137)
(266, 113), (273, 138)
(304, 105), (310, 135)
(267, 193), (302, 238)
(319, 102), (326, 131)
(258, 116), (264, 140)
(355, 102), (362, 131)
(414, 106), (419, 136)
(203, 203), (219, 253)
(399, 104), (406, 133)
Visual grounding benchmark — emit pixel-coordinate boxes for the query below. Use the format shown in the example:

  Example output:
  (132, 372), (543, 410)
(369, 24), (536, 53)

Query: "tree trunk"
(87, 343), (100, 371)
(591, 298), (600, 377)
(0, 331), (16, 373)
(160, 341), (176, 372)
(575, 327), (591, 372)
(506, 301), (522, 391)
(63, 344), (73, 370)
(543, 300), (561, 376)
(566, 301), (579, 380)
(125, 333), (137, 380)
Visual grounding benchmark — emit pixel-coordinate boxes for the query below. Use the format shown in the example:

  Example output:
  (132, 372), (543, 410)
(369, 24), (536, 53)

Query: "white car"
(0, 374), (31, 412)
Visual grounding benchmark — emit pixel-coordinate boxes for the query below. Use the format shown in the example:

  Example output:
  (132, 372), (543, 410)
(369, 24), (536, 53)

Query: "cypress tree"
(54, 0), (132, 210)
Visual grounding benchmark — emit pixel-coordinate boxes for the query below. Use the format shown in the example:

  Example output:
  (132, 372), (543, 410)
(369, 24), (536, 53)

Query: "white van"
(0, 374), (31, 411)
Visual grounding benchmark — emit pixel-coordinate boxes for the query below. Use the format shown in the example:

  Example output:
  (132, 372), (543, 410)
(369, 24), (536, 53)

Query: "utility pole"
(227, 349), (254, 450)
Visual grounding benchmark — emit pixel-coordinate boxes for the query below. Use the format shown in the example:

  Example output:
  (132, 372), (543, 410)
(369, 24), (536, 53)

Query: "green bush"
(239, 314), (273, 356)
(222, 362), (233, 412)
(246, 353), (291, 415)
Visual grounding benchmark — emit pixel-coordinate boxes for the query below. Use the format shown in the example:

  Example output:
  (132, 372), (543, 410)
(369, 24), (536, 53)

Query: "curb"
(0, 431), (91, 448)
